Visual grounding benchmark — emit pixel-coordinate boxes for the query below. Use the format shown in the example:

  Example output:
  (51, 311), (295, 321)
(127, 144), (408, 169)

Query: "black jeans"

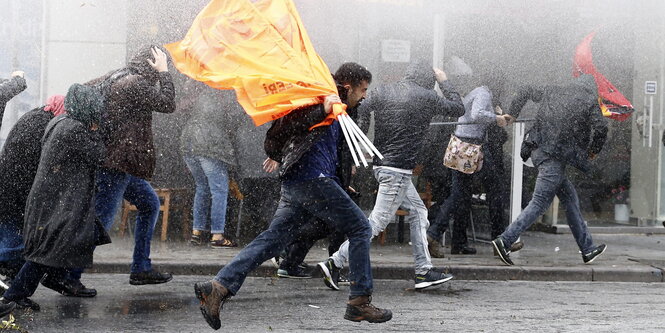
(3, 261), (67, 301)
(279, 218), (345, 271)
(428, 146), (508, 246)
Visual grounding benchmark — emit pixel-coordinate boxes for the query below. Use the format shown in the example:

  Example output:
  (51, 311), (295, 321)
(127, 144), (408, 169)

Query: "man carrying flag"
(164, 1), (391, 328)
(194, 91), (392, 329)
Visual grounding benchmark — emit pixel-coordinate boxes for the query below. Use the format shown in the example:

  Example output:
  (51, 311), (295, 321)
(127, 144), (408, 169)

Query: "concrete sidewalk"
(89, 231), (665, 283)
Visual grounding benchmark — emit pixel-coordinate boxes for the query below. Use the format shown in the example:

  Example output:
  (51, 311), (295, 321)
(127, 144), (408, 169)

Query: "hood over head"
(403, 60), (436, 89)
(64, 84), (104, 128)
(572, 74), (598, 95)
(127, 44), (171, 82)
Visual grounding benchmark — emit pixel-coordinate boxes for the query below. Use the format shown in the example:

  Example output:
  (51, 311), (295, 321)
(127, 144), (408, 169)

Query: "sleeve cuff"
(438, 80), (455, 92)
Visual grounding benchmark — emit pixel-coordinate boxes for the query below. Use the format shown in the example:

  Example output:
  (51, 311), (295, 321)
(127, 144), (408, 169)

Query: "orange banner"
(165, 0), (340, 126)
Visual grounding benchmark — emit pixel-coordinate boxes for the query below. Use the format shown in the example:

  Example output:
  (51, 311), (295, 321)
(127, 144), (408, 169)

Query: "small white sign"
(381, 40), (411, 63)
(645, 81), (657, 95)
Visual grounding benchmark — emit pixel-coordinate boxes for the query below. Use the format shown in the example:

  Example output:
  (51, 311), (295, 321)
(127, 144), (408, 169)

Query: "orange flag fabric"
(165, 0), (342, 126)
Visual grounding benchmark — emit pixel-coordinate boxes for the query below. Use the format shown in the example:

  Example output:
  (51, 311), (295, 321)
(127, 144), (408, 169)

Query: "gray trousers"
(331, 167), (433, 275)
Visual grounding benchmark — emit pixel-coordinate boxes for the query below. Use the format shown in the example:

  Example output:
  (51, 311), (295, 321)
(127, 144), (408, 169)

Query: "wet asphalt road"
(5, 274), (665, 332)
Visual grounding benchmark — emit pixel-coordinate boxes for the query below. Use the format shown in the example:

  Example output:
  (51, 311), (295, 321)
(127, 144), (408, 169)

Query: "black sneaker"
(129, 270), (173, 285)
(414, 269), (454, 290)
(41, 276), (97, 298)
(277, 266), (312, 279)
(3, 297), (39, 311)
(582, 244), (607, 264)
(317, 259), (340, 291)
(451, 245), (477, 255)
(491, 238), (514, 266)
(338, 271), (350, 286)
(0, 300), (15, 318)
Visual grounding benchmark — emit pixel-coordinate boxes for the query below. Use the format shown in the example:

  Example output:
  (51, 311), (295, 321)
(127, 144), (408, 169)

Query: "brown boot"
(194, 280), (230, 330)
(427, 236), (446, 258)
(344, 296), (392, 323)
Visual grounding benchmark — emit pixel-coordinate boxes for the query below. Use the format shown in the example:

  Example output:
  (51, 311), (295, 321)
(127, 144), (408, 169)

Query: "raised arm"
(508, 86), (544, 118)
(0, 74), (27, 101)
(431, 68), (465, 117)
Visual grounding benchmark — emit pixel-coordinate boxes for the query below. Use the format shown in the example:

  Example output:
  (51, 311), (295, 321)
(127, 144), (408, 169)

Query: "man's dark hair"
(333, 62), (372, 87)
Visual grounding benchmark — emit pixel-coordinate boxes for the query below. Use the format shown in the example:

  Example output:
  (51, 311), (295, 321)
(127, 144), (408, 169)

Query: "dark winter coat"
(263, 82), (364, 182)
(180, 90), (238, 166)
(358, 61), (465, 170)
(509, 74), (608, 173)
(89, 47), (176, 180)
(23, 116), (108, 268)
(0, 108), (54, 227)
(0, 76), (27, 127)
(264, 103), (328, 177)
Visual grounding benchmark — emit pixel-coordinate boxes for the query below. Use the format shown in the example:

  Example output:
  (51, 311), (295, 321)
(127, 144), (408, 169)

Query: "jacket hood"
(64, 84), (103, 127)
(403, 60), (435, 89)
(572, 74), (598, 95)
(127, 45), (170, 81)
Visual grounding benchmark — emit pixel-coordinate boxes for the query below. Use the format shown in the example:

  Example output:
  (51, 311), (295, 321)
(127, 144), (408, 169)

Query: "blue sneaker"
(414, 269), (453, 290)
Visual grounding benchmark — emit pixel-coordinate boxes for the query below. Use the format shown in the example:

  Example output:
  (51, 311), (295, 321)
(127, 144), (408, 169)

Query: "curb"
(87, 261), (664, 283)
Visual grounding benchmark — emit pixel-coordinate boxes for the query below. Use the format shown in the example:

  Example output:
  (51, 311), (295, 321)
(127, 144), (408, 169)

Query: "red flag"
(573, 32), (634, 121)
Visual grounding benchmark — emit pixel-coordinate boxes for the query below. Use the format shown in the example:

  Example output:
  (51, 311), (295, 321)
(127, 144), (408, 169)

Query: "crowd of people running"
(0, 45), (609, 329)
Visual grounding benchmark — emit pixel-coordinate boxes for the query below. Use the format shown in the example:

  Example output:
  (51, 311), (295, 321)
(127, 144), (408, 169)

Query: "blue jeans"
(499, 158), (595, 254)
(183, 155), (230, 234)
(215, 177), (373, 297)
(95, 168), (160, 273)
(0, 221), (23, 263)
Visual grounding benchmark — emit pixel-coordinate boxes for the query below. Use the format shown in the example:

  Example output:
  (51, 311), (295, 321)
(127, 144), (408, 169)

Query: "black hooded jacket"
(0, 108), (54, 227)
(509, 74), (608, 172)
(86, 45), (176, 180)
(358, 61), (465, 170)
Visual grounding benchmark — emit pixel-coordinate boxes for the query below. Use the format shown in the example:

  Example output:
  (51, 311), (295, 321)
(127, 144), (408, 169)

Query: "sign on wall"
(381, 39), (411, 63)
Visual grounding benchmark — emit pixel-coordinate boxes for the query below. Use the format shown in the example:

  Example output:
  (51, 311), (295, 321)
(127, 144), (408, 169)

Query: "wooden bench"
(119, 188), (190, 241)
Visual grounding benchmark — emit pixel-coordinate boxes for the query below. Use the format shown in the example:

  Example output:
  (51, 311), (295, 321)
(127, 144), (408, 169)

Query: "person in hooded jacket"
(88, 46), (175, 285)
(492, 74), (608, 266)
(0, 96), (69, 283)
(0, 71), (27, 128)
(426, 76), (514, 256)
(318, 60), (465, 291)
(0, 84), (109, 312)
